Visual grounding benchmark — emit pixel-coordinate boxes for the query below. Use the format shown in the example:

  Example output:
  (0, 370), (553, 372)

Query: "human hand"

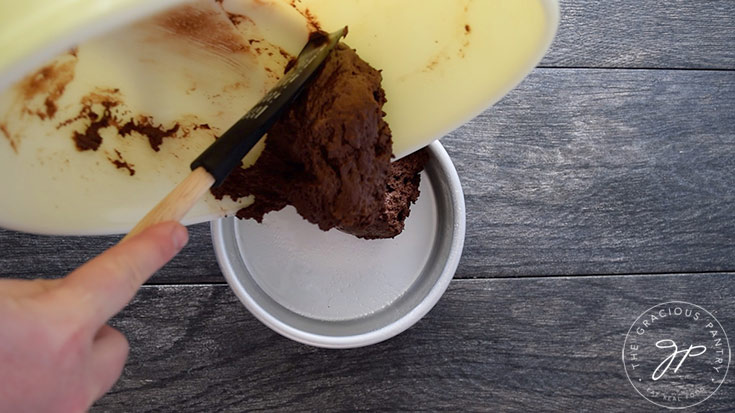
(0, 222), (189, 413)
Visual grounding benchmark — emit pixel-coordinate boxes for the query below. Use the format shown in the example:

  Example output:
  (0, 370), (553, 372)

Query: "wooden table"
(2, 1), (734, 411)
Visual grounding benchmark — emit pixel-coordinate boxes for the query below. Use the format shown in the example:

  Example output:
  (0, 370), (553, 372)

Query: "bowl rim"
(0, 0), (190, 94)
(211, 140), (466, 348)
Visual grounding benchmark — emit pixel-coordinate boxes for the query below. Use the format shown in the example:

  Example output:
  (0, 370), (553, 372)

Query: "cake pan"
(211, 141), (465, 348)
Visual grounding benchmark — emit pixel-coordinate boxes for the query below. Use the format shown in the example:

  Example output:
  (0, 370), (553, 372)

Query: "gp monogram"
(623, 301), (730, 409)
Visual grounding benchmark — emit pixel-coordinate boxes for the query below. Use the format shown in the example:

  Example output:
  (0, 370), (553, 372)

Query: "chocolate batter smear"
(72, 100), (119, 151)
(108, 150), (136, 176)
(226, 13), (254, 28)
(18, 52), (77, 121)
(0, 123), (16, 153)
(60, 90), (182, 154)
(288, 0), (322, 32)
(119, 117), (180, 152)
(283, 57), (299, 75)
(307, 29), (330, 46)
(213, 42), (428, 239)
(156, 4), (247, 55)
(278, 48), (292, 61)
(59, 88), (183, 153)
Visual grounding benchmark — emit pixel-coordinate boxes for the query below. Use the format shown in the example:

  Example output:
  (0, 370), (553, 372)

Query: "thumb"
(88, 325), (130, 403)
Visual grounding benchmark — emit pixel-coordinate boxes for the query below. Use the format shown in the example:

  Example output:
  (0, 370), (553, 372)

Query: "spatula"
(122, 28), (347, 241)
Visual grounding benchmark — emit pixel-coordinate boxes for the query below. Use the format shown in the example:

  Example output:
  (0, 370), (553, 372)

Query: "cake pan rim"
(211, 140), (465, 348)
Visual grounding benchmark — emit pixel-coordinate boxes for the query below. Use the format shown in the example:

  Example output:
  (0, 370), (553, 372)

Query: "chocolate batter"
(119, 116), (180, 152)
(108, 150), (136, 176)
(72, 101), (118, 151)
(213, 43), (427, 239)
(347, 149), (428, 239)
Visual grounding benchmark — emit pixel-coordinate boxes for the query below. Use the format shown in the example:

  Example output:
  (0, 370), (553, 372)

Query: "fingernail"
(172, 224), (189, 250)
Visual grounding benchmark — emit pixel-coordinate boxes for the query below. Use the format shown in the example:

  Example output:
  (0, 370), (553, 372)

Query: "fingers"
(59, 221), (188, 328)
(88, 325), (129, 403)
(0, 278), (63, 298)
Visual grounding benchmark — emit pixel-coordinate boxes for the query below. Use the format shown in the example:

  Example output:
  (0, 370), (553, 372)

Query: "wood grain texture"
(2, 68), (733, 281)
(444, 68), (735, 278)
(542, 0), (735, 69)
(1, 4), (733, 412)
(0, 223), (224, 283)
(94, 274), (735, 412)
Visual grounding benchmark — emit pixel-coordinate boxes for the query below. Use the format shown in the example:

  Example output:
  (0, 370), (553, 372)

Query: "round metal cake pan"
(211, 141), (465, 348)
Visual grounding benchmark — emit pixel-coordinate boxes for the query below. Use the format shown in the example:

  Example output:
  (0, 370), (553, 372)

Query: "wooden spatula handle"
(122, 167), (215, 241)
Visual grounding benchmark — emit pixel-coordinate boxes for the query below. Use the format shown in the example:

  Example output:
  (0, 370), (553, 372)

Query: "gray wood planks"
(2, 68), (733, 282)
(1, 2), (733, 412)
(0, 223), (223, 283)
(445, 68), (735, 278)
(94, 274), (735, 412)
(542, 0), (735, 69)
